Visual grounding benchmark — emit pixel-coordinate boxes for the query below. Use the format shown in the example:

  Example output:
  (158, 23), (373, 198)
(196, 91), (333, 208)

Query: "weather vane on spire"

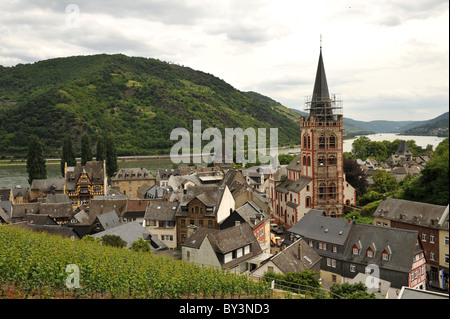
(320, 34), (322, 49)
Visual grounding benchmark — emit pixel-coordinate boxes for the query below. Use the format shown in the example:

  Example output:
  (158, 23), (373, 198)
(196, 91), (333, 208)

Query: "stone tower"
(300, 45), (346, 217)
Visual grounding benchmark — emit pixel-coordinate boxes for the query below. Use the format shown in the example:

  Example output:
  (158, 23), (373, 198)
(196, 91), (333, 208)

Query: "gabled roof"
(288, 209), (352, 246)
(144, 202), (179, 221)
(95, 210), (121, 230)
(286, 154), (302, 171)
(92, 221), (167, 250)
(374, 198), (448, 229)
(268, 239), (321, 274)
(234, 201), (269, 227)
(343, 223), (422, 274)
(183, 223), (263, 269)
(275, 176), (312, 194)
(30, 178), (65, 191)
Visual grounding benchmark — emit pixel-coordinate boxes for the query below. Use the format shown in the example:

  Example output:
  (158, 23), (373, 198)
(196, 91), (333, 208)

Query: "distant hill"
(401, 112), (449, 137)
(0, 54), (302, 157)
(290, 107), (449, 137)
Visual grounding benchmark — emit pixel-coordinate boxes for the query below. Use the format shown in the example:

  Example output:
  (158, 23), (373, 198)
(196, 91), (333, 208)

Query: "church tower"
(300, 44), (346, 217)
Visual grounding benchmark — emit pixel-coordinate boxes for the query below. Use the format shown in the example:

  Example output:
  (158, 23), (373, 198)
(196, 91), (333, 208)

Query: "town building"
(220, 201), (271, 253)
(250, 238), (321, 278)
(144, 201), (179, 249)
(286, 209), (427, 292)
(111, 168), (155, 198)
(373, 198), (449, 291)
(64, 161), (108, 209)
(181, 222), (263, 273)
(172, 185), (234, 246)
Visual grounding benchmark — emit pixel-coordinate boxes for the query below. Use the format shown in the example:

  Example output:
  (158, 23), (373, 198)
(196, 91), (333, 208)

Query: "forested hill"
(0, 54), (302, 157)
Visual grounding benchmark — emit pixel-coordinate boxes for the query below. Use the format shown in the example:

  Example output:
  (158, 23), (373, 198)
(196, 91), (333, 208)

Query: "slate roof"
(234, 201), (269, 228)
(275, 176), (312, 194)
(65, 161), (105, 191)
(144, 202), (179, 221)
(343, 223), (422, 274)
(95, 210), (121, 230)
(112, 168), (155, 181)
(288, 209), (352, 246)
(173, 185), (226, 216)
(183, 223), (263, 269)
(268, 239), (321, 273)
(92, 221), (167, 250)
(30, 178), (65, 191)
(374, 198), (448, 229)
(286, 155), (302, 171)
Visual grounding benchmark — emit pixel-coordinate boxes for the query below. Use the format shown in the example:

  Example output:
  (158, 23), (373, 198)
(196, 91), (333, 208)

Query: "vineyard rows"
(0, 225), (271, 299)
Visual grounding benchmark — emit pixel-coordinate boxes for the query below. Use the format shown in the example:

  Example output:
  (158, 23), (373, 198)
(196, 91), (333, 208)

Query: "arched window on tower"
(303, 155), (307, 165)
(328, 155), (337, 165)
(319, 135), (325, 149)
(308, 136), (311, 149)
(318, 156), (326, 166)
(307, 156), (311, 166)
(319, 183), (326, 199)
(328, 182), (336, 199)
(303, 135), (307, 149)
(329, 134), (336, 149)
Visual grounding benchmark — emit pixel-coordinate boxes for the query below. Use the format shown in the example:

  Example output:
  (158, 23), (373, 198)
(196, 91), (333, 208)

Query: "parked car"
(270, 223), (284, 234)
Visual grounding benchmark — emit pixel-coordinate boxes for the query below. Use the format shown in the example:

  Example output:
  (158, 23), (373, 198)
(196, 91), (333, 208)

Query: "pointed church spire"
(310, 37), (332, 119)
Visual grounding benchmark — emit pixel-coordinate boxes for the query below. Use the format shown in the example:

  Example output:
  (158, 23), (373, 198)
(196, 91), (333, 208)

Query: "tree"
(60, 134), (76, 176)
(81, 134), (93, 166)
(96, 136), (106, 162)
(343, 158), (368, 198)
(130, 238), (151, 252)
(330, 282), (376, 299)
(105, 136), (118, 178)
(101, 235), (126, 248)
(401, 138), (449, 205)
(372, 169), (399, 194)
(26, 135), (47, 185)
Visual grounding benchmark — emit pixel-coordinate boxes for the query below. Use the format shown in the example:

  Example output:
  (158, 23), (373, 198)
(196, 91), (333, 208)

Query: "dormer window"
(382, 250), (390, 261)
(352, 245), (360, 255)
(366, 247), (374, 258)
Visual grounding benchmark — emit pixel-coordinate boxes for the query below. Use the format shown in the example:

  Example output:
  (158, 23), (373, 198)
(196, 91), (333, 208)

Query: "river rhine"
(0, 134), (446, 189)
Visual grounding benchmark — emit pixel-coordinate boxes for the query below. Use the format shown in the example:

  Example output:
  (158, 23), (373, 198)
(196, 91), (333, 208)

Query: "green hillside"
(0, 54), (302, 157)
(401, 112), (449, 137)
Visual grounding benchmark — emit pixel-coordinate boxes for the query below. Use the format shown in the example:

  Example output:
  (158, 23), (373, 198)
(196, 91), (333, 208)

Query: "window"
(306, 196), (311, 208)
(303, 155), (307, 165)
(244, 245), (251, 255)
(318, 156), (326, 166)
(430, 251), (436, 261)
(329, 135), (336, 149)
(328, 183), (336, 199)
(422, 233), (427, 242)
(445, 254), (449, 264)
(430, 234), (435, 244)
(319, 136), (325, 149)
(445, 236), (449, 246)
(308, 136), (311, 149)
(318, 242), (327, 250)
(308, 240), (313, 247)
(350, 265), (356, 272)
(208, 220), (213, 228)
(332, 245), (338, 253)
(352, 245), (359, 255)
(327, 258), (336, 268)
(319, 183), (326, 199)
(328, 155), (337, 165)
(367, 248), (374, 258)
(382, 250), (390, 261)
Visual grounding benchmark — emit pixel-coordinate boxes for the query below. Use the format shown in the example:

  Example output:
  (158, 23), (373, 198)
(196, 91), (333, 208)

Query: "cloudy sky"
(1, 0), (448, 121)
